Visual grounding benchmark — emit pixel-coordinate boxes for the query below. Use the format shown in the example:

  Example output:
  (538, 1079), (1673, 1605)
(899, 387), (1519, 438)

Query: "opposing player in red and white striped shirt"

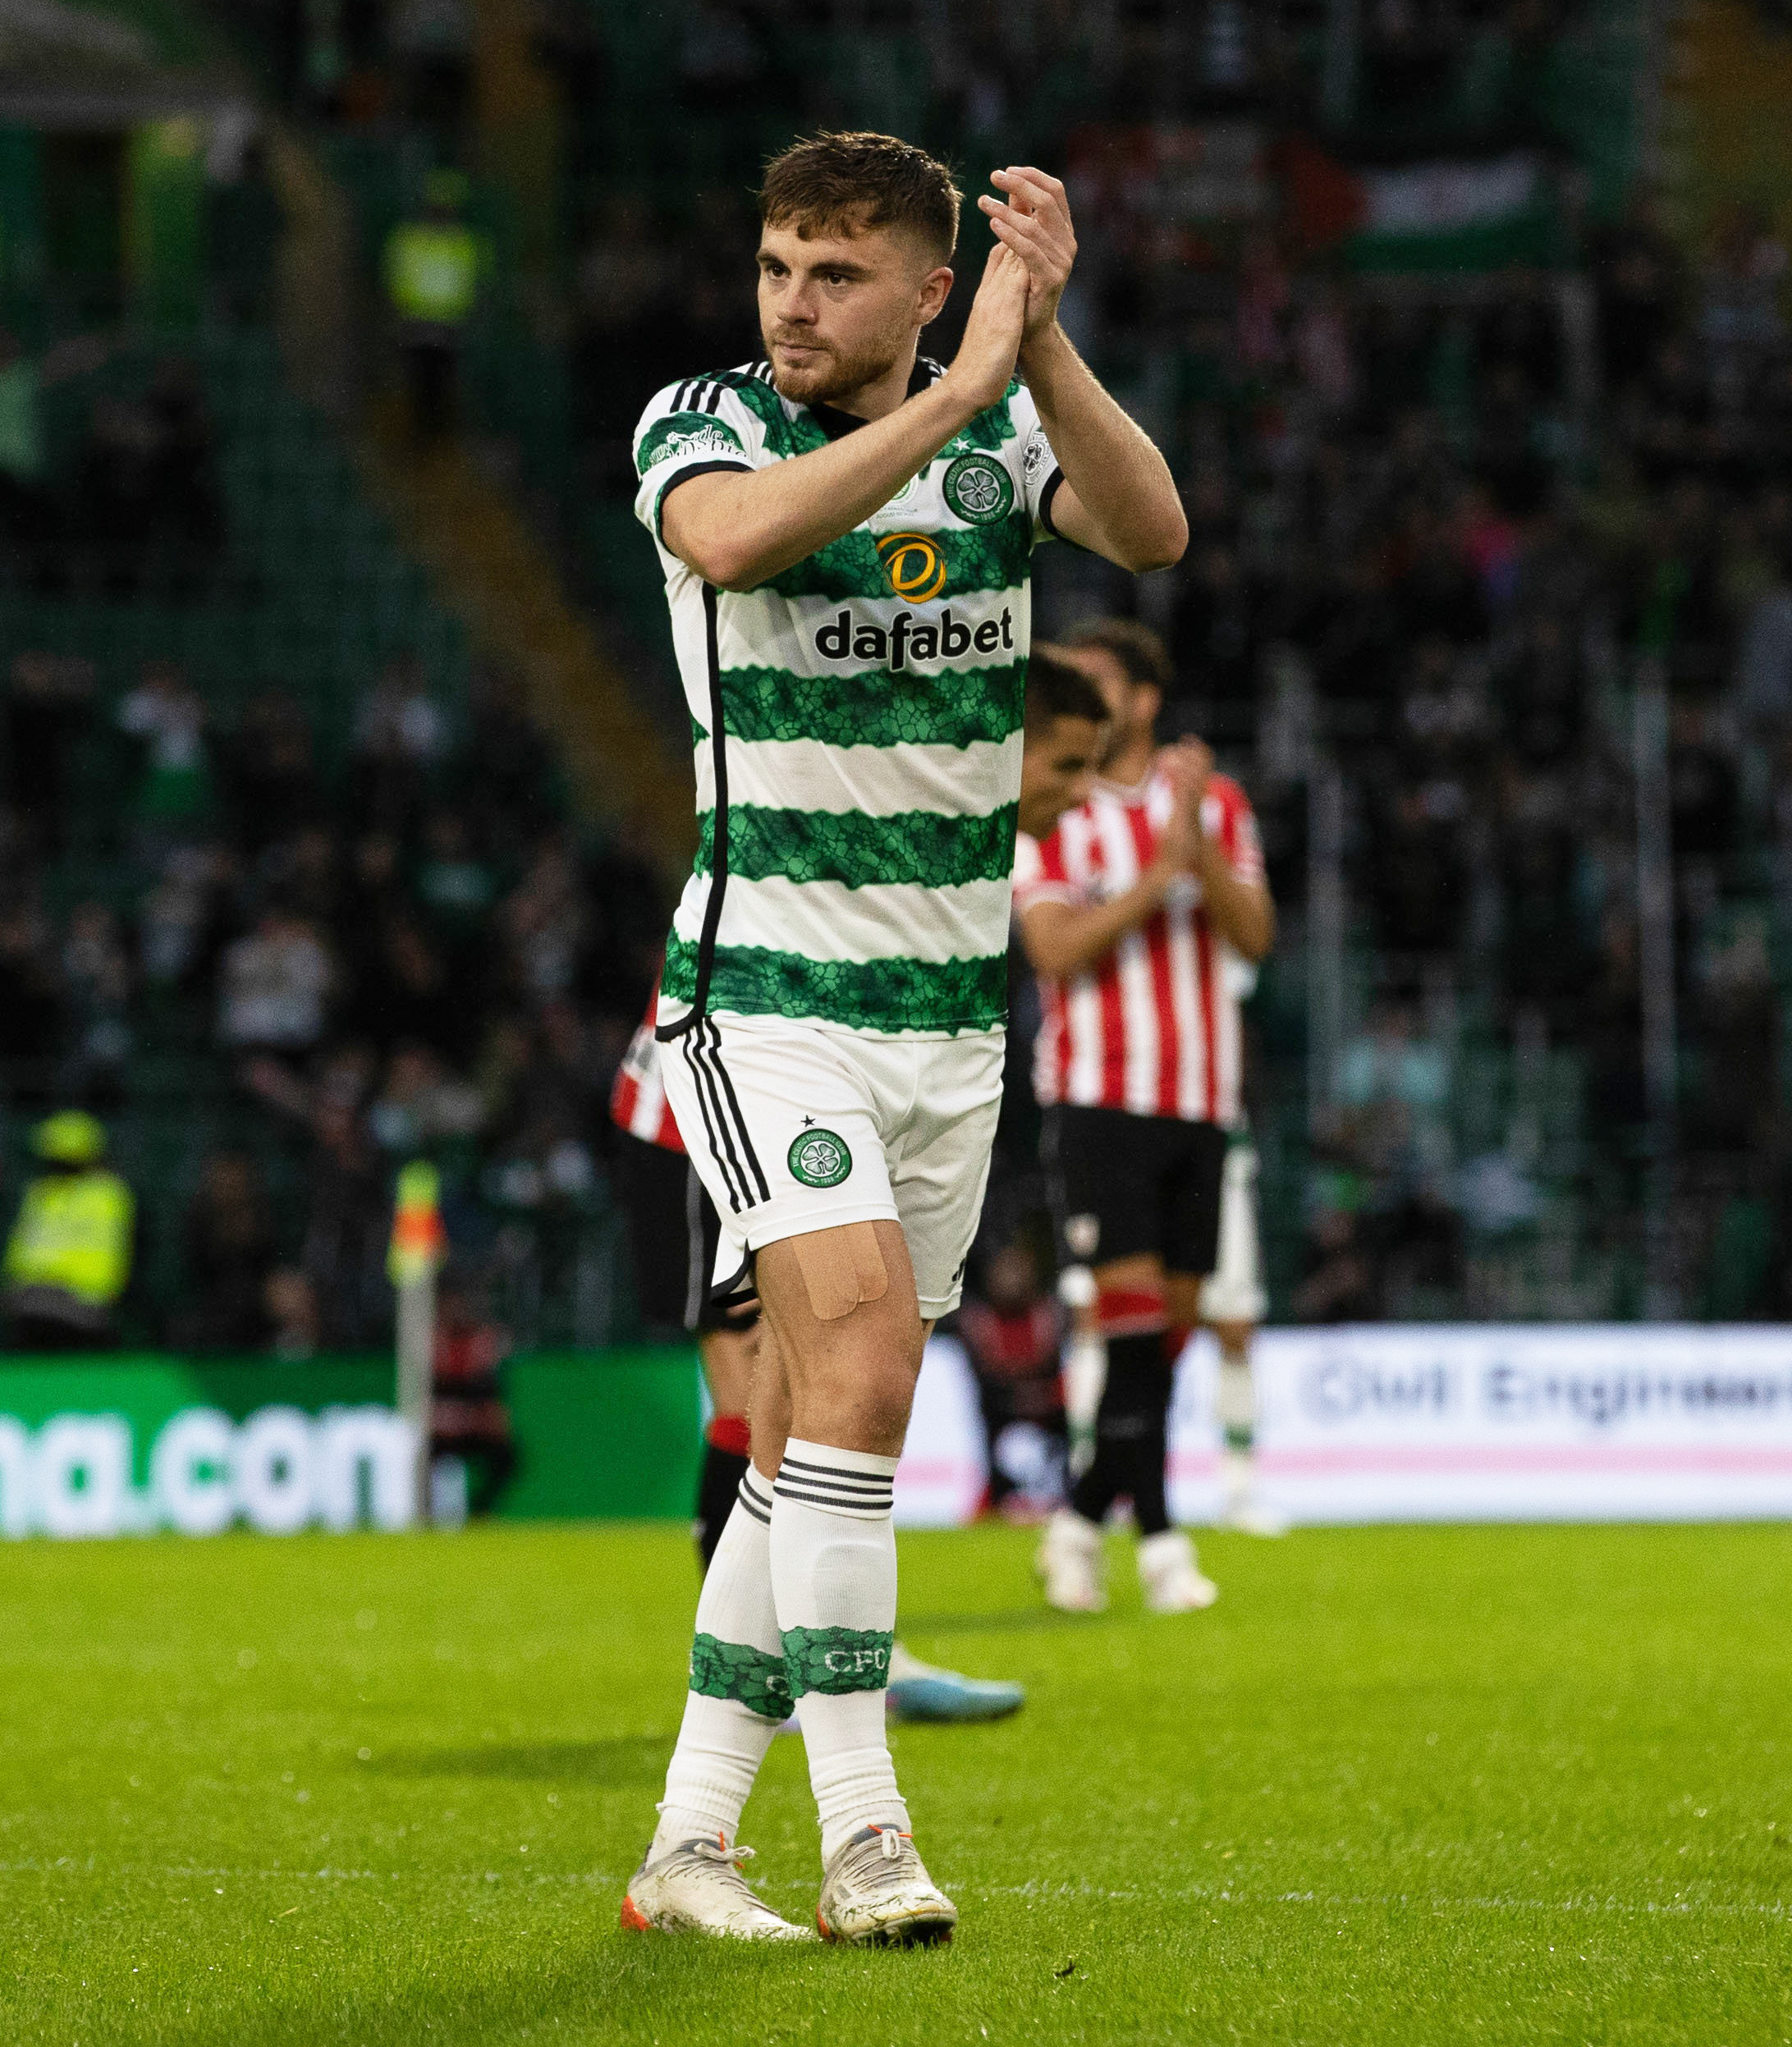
(611, 994), (685, 1154)
(1014, 619), (1275, 1615)
(1017, 757), (1261, 1124)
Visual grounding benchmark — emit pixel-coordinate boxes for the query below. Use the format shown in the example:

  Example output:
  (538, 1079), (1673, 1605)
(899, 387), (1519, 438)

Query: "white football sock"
(650, 1468), (785, 1859)
(1217, 1352), (1257, 1508)
(769, 1438), (906, 1864)
(1217, 1351), (1256, 1449)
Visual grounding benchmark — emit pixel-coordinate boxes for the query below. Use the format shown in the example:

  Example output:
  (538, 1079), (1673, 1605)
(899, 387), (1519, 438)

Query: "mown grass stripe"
(719, 661), (1024, 749)
(663, 935), (1007, 1033)
(694, 803), (1017, 891)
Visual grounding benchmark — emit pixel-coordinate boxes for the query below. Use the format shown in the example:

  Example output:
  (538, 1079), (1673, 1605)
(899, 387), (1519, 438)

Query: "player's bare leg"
(753, 1220), (957, 1945)
(694, 1319), (757, 1568)
(745, 1317), (791, 1480)
(704, 1324), (757, 1418)
(1039, 1252), (1216, 1614)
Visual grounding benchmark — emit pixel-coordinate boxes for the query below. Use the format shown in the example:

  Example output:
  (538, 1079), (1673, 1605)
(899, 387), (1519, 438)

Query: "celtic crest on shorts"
(943, 451), (1014, 526)
(788, 1129), (852, 1188)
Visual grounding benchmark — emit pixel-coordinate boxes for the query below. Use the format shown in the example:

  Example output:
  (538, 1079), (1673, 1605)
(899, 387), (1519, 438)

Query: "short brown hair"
(760, 131), (960, 262)
(1065, 617), (1174, 691)
(1026, 645), (1111, 730)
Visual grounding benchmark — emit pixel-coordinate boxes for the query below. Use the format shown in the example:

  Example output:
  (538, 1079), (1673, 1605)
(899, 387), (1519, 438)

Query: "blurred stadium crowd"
(2, 604), (665, 1350)
(0, 0), (1789, 1347)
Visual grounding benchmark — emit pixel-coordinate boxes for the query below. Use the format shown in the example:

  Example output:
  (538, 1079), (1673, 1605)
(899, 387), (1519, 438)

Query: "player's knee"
(857, 1367), (919, 1447)
(1092, 1253), (1165, 1297)
(1162, 1277), (1206, 1330)
(795, 1343), (917, 1454)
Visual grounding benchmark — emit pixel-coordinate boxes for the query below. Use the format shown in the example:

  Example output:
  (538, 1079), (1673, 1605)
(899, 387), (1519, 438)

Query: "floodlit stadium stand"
(4, 0), (1790, 1336)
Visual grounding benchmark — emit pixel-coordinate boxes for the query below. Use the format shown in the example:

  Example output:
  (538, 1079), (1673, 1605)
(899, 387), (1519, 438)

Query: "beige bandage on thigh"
(792, 1222), (889, 1322)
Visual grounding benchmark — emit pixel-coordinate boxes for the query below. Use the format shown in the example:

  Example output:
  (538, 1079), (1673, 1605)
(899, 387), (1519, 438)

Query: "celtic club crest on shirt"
(943, 451), (1015, 526)
(788, 1129), (853, 1188)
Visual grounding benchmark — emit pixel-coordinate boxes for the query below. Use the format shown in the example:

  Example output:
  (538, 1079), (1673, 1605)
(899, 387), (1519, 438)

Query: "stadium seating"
(0, 325), (654, 1349)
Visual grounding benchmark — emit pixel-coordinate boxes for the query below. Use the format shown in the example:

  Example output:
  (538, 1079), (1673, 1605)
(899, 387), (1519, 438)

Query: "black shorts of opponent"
(1043, 1104), (1229, 1278)
(611, 1130), (761, 1335)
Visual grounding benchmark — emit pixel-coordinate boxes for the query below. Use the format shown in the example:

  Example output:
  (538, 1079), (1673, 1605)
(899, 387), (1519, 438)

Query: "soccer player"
(1014, 620), (1275, 1614)
(619, 132), (1186, 1945)
(611, 981), (1030, 1715)
(610, 633), (1099, 1567)
(1016, 643), (1108, 839)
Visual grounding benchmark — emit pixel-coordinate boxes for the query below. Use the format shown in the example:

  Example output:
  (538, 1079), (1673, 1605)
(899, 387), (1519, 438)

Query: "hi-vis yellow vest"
(3, 1171), (134, 1307)
(384, 222), (479, 324)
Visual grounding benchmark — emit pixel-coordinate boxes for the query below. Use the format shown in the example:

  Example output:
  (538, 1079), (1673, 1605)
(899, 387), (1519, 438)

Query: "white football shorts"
(1198, 1138), (1267, 1326)
(656, 1010), (1005, 1321)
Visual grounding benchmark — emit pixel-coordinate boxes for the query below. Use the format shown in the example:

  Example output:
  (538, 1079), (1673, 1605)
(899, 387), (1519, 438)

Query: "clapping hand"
(1157, 740), (1214, 872)
(977, 167), (1077, 342)
(944, 243), (1029, 414)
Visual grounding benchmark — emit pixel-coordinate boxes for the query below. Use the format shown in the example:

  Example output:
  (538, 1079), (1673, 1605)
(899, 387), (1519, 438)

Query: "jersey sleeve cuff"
(1038, 467), (1070, 540)
(653, 459), (754, 543)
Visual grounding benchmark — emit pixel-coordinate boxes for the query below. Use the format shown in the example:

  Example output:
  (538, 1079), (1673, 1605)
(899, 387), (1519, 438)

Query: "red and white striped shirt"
(608, 981), (685, 1153)
(1014, 765), (1263, 1127)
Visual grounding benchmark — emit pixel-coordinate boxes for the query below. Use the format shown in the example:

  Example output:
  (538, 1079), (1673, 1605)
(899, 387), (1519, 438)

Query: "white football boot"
(1221, 1494), (1290, 1538)
(1136, 1528), (1219, 1613)
(1038, 1509), (1107, 1613)
(815, 1824), (958, 1946)
(621, 1834), (815, 1940)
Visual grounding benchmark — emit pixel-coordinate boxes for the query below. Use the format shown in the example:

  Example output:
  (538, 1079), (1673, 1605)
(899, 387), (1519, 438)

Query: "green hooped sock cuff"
(690, 1633), (794, 1720)
(782, 1625), (895, 1697)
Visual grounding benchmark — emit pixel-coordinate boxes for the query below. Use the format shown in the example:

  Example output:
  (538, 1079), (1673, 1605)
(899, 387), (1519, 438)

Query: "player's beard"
(763, 321), (906, 409)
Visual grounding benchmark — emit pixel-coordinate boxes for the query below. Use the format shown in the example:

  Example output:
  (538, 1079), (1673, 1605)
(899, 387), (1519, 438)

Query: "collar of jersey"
(804, 355), (943, 442)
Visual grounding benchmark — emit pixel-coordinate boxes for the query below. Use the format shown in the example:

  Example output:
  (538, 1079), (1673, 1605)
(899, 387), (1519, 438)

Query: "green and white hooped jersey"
(632, 358), (1065, 1040)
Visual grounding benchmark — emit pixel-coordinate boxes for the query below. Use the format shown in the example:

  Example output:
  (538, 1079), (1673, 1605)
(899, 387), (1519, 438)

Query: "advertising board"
(0, 1349), (704, 1537)
(0, 1358), (415, 1537)
(894, 1326), (1792, 1527)
(8, 1330), (1786, 1536)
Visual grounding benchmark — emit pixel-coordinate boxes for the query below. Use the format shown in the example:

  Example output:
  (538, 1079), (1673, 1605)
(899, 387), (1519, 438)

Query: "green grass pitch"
(2, 1520), (1788, 2045)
